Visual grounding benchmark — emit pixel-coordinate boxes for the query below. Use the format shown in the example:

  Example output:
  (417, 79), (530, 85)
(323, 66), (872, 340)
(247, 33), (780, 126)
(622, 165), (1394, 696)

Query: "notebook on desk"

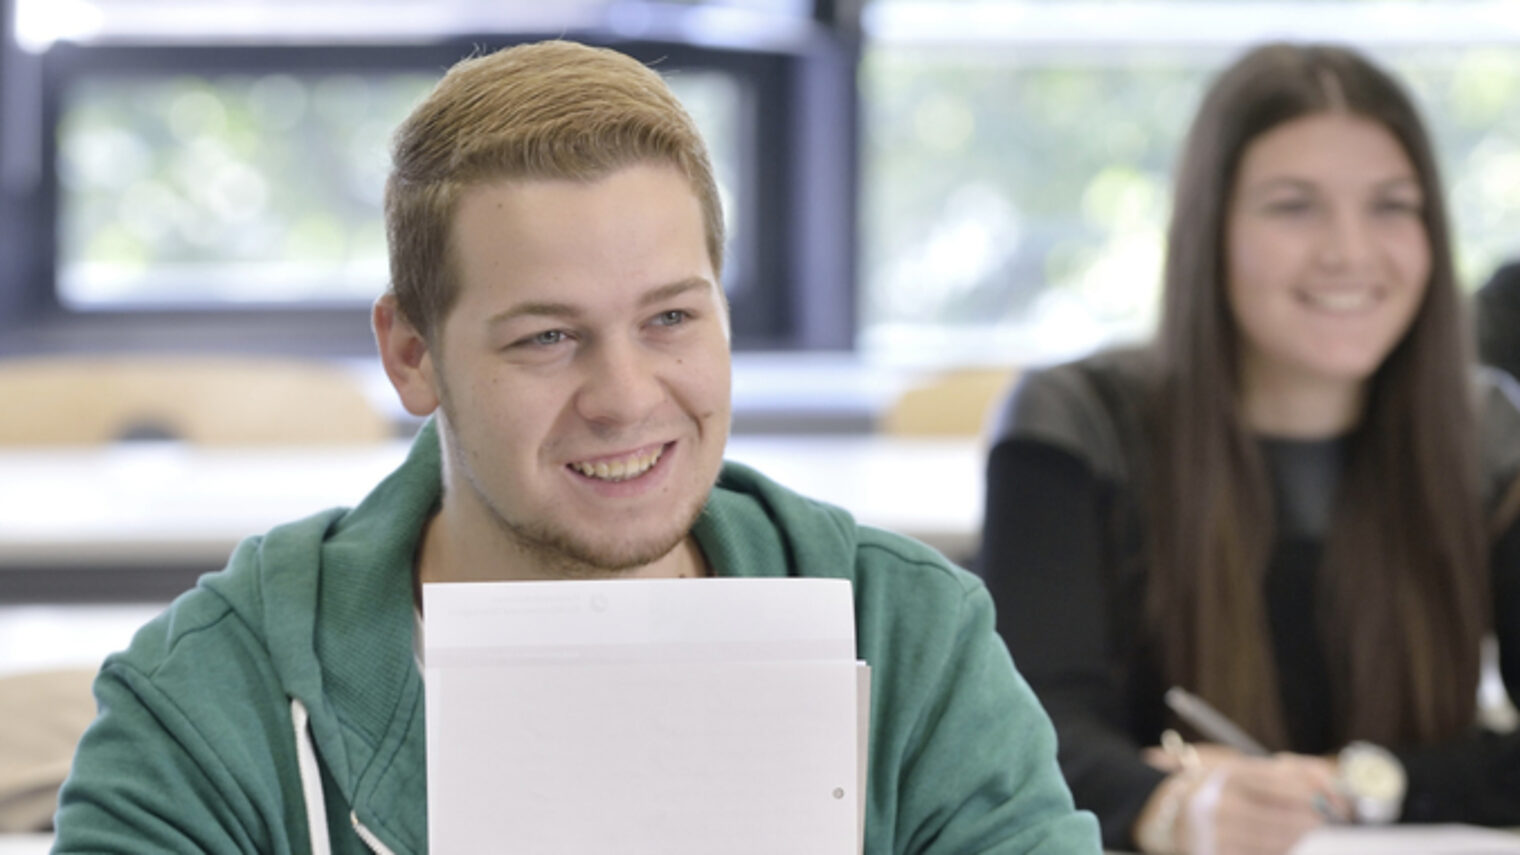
(1291, 824), (1520, 854)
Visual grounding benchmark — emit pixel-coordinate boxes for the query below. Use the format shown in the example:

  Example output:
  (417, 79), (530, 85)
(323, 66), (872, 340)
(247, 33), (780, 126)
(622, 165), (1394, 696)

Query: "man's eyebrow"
(484, 278), (715, 327)
(638, 277), (714, 308)
(486, 301), (580, 327)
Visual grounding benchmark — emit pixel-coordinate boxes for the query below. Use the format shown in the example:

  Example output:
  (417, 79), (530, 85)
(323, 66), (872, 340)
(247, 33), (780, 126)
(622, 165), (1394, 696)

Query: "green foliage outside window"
(57, 69), (739, 308)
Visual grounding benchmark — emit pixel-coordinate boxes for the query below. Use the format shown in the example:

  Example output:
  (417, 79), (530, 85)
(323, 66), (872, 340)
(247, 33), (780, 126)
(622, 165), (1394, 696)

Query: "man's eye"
(652, 310), (688, 327)
(527, 330), (566, 346)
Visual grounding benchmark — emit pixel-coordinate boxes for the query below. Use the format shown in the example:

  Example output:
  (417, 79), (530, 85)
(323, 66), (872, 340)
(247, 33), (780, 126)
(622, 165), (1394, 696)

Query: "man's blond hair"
(384, 40), (724, 340)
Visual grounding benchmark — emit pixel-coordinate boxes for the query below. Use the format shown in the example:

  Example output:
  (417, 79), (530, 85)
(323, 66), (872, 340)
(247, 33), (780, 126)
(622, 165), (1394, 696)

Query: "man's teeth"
(1304, 291), (1374, 312)
(571, 446), (664, 482)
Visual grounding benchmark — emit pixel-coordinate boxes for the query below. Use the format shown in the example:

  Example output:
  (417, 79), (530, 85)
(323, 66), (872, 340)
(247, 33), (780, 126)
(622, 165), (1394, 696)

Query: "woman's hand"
(1183, 753), (1349, 855)
(1136, 745), (1350, 855)
(1143, 740), (1243, 774)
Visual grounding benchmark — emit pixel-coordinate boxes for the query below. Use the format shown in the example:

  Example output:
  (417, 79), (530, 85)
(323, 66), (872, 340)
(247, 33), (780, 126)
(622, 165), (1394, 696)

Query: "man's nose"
(573, 337), (665, 427)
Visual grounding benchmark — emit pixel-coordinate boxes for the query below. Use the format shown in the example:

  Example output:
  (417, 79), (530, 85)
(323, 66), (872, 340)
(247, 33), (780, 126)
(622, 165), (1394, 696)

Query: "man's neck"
(414, 505), (710, 589)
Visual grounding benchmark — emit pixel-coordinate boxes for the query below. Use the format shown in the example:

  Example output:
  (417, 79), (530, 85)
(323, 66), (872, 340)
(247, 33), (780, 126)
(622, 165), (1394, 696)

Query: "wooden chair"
(0, 668), (97, 832)
(0, 355), (393, 445)
(878, 366), (1019, 437)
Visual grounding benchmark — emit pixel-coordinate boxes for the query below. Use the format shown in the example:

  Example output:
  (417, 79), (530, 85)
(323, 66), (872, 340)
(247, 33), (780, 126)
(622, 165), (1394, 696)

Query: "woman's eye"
(1264, 198), (1314, 216)
(1374, 199), (1422, 217)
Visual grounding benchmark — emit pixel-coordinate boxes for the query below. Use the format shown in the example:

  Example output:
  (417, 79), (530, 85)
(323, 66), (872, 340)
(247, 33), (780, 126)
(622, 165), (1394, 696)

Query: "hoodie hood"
(198, 419), (441, 852)
(691, 459), (863, 584)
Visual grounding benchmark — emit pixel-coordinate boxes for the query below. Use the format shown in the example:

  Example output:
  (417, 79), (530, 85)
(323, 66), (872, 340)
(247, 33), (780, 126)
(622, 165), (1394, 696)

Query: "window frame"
(0, 25), (858, 357)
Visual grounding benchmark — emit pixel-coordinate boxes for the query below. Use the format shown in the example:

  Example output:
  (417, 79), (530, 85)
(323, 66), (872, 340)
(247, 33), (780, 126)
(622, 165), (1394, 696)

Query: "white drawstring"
(291, 698), (333, 855)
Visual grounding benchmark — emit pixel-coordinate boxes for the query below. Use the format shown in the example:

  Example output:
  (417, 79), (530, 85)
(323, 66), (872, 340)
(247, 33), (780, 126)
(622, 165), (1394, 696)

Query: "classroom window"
(53, 68), (745, 310)
(2, 0), (848, 355)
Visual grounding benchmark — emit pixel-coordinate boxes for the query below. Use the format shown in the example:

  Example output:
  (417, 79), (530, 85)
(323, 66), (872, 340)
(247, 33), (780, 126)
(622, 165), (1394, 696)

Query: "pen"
(1164, 686), (1270, 757)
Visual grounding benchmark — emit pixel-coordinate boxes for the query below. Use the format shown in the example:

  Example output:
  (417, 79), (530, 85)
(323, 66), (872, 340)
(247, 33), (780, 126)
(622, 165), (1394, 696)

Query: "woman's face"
(1225, 112), (1430, 400)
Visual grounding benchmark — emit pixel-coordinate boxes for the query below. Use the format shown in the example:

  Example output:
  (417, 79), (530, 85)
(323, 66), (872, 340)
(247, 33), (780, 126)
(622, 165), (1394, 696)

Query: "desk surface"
(0, 435), (985, 597)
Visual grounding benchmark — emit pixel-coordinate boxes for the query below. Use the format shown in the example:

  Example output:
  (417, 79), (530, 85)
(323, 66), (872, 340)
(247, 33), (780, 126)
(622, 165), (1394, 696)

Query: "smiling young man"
(383, 162), (731, 586)
(52, 40), (1100, 854)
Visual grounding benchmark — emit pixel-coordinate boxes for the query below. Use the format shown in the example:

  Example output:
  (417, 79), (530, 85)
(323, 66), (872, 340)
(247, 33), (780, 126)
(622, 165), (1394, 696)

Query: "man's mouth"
(567, 443), (668, 482)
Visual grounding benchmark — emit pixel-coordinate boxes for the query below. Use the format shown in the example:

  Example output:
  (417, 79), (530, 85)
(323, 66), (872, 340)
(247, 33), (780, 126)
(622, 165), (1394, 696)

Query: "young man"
(53, 40), (1100, 853)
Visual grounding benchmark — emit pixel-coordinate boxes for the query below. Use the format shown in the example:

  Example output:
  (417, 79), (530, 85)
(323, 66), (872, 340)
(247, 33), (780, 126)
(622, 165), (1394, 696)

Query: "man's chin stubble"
(493, 506), (703, 579)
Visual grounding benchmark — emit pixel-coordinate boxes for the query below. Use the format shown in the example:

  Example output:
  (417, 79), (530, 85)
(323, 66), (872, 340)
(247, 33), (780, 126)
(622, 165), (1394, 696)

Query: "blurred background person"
(977, 42), (1520, 855)
(1476, 259), (1520, 384)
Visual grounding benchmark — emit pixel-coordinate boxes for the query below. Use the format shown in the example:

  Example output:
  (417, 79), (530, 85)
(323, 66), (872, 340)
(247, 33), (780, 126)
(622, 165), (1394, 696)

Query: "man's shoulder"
(851, 524), (981, 595)
(103, 505), (348, 690)
(90, 570), (285, 727)
(104, 584), (243, 680)
(846, 526), (998, 671)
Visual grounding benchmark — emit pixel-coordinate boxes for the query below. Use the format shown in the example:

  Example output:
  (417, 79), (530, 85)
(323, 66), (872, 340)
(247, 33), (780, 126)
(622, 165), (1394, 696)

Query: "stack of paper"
(1291, 824), (1520, 854)
(423, 578), (867, 855)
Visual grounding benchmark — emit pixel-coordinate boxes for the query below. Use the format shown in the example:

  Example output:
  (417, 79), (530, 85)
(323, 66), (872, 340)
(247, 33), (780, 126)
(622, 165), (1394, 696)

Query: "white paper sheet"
(1291, 824), (1520, 854)
(423, 578), (863, 855)
(856, 662), (871, 850)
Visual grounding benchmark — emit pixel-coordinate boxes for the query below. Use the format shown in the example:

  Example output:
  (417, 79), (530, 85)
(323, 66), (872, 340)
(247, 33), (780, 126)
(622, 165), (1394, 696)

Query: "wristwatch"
(1337, 740), (1406, 824)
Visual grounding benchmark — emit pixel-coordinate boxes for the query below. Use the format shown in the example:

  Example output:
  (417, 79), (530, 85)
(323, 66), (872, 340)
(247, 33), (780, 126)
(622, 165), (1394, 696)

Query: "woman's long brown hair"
(1150, 43), (1486, 749)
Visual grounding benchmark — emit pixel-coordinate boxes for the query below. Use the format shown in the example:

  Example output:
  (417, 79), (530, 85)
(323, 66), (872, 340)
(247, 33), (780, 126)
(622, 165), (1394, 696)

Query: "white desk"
(0, 435), (985, 599)
(0, 835), (49, 855)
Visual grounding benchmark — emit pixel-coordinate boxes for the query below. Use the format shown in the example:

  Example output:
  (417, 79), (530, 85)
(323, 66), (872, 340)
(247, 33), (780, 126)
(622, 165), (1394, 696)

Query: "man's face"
(421, 162), (731, 576)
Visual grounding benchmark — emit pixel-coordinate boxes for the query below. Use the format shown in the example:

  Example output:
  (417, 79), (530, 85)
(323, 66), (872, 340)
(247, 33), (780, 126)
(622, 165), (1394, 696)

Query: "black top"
(1477, 260), (1520, 383)
(978, 349), (1520, 849)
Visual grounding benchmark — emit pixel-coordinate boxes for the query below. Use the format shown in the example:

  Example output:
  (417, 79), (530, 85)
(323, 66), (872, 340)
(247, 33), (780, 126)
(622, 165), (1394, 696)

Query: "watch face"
(1342, 748), (1402, 798)
(1338, 741), (1406, 823)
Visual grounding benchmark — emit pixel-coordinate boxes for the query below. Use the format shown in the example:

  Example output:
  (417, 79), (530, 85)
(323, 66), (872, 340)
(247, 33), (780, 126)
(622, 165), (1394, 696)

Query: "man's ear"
(374, 293), (441, 417)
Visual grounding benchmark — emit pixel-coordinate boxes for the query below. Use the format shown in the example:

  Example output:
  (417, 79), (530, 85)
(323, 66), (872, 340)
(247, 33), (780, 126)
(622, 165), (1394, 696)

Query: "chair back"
(878, 366), (1019, 437)
(0, 355), (393, 445)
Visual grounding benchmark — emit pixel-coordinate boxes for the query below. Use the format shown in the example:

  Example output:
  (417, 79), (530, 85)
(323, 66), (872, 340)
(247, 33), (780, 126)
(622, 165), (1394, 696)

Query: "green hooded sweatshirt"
(54, 420), (1100, 854)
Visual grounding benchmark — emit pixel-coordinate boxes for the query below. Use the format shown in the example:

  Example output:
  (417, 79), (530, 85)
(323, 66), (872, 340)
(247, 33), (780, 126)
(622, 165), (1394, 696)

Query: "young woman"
(979, 43), (1520, 855)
